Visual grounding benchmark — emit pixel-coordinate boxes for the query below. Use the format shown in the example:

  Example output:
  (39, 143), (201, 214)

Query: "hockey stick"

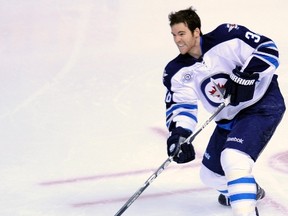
(114, 97), (230, 216)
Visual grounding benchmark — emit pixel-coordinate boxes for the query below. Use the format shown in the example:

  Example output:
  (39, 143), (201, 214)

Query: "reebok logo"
(204, 152), (211, 160)
(227, 137), (244, 144)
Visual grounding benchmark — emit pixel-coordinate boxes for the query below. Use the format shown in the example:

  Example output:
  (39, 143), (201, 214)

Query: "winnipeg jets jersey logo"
(226, 23), (239, 32)
(209, 78), (225, 98)
(201, 73), (229, 106)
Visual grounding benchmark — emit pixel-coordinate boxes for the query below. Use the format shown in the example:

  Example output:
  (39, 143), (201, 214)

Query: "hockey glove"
(167, 127), (195, 164)
(224, 68), (259, 106)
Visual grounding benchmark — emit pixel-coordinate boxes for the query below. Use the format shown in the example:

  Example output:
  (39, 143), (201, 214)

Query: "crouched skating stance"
(164, 7), (286, 216)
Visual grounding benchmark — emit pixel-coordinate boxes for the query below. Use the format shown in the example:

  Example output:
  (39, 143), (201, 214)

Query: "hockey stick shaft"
(187, 98), (230, 144)
(114, 99), (229, 216)
(114, 157), (173, 216)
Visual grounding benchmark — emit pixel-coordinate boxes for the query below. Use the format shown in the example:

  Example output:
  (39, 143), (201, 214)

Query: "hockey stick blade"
(114, 99), (230, 216)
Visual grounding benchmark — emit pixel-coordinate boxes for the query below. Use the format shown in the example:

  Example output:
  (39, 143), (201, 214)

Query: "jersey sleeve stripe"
(166, 103), (198, 129)
(177, 111), (198, 122)
(166, 103), (197, 117)
(253, 53), (279, 68)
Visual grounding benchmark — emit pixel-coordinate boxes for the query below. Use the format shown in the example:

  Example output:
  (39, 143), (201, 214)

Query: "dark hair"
(168, 7), (202, 36)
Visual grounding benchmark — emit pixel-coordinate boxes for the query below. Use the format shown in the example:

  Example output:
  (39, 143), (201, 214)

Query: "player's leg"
(200, 125), (229, 195)
(221, 148), (257, 215)
(200, 164), (228, 197)
(220, 77), (285, 216)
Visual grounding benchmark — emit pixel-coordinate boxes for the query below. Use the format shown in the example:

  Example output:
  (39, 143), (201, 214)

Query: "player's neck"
(188, 38), (202, 59)
(188, 46), (202, 59)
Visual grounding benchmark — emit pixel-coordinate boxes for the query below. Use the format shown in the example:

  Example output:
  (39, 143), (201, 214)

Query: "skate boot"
(218, 184), (265, 206)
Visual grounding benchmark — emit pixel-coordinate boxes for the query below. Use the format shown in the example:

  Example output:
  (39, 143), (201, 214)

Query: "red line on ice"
(39, 162), (200, 186)
(71, 187), (208, 207)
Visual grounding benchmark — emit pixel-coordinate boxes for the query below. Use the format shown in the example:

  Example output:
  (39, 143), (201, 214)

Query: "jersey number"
(165, 91), (172, 103)
(245, 31), (260, 43)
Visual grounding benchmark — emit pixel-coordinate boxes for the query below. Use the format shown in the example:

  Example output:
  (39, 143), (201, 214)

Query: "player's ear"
(193, 27), (201, 37)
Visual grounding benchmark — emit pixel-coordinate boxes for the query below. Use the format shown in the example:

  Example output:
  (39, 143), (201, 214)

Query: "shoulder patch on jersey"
(162, 69), (168, 84)
(181, 71), (194, 83)
(163, 69), (168, 78)
(226, 24), (239, 32)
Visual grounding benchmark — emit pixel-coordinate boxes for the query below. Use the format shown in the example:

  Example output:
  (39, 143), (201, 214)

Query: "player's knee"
(200, 164), (227, 190)
(220, 148), (254, 181)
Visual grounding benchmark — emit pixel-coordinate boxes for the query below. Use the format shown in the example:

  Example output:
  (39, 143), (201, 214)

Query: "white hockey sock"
(228, 175), (257, 216)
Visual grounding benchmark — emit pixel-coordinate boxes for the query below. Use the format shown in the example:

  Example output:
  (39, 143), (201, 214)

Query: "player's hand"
(224, 67), (259, 106)
(167, 127), (195, 163)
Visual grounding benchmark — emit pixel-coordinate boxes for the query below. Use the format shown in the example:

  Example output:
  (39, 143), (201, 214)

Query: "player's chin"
(178, 49), (188, 55)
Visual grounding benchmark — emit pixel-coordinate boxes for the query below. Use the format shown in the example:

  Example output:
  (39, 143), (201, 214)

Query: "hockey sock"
(228, 175), (257, 216)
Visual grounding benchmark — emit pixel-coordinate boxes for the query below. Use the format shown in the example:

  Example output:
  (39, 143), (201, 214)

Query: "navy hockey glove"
(224, 68), (259, 106)
(167, 127), (195, 164)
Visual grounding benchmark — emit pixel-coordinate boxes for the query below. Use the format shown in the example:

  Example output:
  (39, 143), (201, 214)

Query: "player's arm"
(220, 24), (279, 76)
(163, 69), (198, 133)
(236, 25), (279, 76)
(163, 67), (198, 163)
(220, 24), (279, 105)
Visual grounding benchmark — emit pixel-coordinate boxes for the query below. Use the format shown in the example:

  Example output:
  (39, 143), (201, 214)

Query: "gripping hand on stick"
(167, 127), (195, 163)
(224, 67), (259, 106)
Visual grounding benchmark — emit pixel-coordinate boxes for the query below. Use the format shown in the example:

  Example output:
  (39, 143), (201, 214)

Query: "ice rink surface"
(0, 0), (287, 215)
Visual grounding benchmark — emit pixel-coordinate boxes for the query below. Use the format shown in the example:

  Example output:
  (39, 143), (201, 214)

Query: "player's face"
(171, 23), (199, 55)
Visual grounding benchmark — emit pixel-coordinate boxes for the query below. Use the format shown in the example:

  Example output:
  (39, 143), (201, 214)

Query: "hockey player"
(163, 7), (286, 216)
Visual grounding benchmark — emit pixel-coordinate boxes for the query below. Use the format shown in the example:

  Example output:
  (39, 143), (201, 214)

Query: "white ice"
(0, 1), (287, 216)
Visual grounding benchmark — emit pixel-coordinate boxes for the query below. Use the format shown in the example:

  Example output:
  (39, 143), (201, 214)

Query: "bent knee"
(200, 164), (226, 191)
(220, 148), (254, 181)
